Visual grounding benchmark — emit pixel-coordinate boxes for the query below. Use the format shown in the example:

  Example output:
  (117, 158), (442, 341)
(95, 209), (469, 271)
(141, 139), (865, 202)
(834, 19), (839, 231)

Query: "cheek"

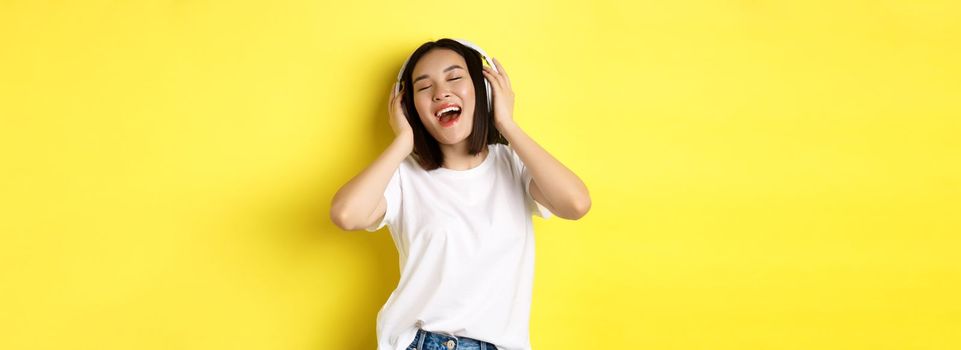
(414, 95), (433, 122)
(457, 82), (475, 100)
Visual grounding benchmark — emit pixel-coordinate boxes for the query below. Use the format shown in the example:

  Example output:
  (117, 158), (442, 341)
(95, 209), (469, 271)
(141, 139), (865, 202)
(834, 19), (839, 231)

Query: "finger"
(482, 68), (498, 86)
(482, 65), (495, 76)
(482, 66), (504, 90)
(492, 57), (505, 75)
(482, 69), (501, 95)
(492, 57), (510, 87)
(391, 85), (403, 108)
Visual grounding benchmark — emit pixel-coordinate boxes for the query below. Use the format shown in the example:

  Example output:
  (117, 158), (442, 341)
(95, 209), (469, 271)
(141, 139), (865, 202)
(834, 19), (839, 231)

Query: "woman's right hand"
(389, 83), (414, 143)
(331, 83), (415, 231)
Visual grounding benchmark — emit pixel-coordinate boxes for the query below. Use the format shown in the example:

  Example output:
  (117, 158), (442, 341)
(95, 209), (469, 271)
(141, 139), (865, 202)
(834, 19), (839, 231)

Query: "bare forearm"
(497, 120), (590, 216)
(330, 134), (412, 228)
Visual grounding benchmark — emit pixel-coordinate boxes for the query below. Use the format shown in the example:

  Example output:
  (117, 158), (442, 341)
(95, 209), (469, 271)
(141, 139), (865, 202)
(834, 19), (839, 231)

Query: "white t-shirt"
(366, 143), (552, 350)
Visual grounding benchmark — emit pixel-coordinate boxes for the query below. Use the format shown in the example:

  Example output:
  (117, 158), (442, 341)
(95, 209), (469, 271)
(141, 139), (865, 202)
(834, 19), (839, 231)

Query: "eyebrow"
(413, 65), (465, 84)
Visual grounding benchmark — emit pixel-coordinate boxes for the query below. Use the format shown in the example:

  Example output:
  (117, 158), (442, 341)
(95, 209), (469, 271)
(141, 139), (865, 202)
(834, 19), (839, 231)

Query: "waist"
(410, 328), (498, 350)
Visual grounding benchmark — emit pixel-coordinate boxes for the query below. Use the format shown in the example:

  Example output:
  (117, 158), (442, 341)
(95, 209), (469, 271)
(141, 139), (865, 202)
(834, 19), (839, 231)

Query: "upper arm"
(364, 165), (403, 232)
(361, 195), (388, 231)
(528, 178), (558, 218)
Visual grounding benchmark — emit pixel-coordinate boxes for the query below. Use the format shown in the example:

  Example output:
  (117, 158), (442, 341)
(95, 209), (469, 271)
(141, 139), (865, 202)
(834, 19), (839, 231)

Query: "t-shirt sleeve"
(365, 165), (402, 232)
(508, 145), (553, 219)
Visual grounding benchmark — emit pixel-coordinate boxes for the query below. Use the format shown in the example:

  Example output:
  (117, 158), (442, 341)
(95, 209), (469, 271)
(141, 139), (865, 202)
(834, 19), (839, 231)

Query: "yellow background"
(2, 0), (959, 349)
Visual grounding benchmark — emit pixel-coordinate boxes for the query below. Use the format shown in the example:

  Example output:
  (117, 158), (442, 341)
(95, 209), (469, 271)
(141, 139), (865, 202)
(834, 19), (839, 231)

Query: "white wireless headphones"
(396, 38), (498, 111)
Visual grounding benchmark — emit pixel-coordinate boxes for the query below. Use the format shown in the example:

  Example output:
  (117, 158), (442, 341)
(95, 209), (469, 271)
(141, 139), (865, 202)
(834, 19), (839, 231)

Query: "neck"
(439, 140), (488, 170)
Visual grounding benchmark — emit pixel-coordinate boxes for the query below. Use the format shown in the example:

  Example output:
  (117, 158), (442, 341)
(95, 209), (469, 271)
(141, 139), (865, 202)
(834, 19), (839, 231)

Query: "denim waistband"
(409, 328), (497, 350)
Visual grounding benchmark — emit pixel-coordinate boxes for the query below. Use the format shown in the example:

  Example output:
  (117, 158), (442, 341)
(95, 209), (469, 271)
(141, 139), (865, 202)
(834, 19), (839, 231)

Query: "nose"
(432, 88), (451, 101)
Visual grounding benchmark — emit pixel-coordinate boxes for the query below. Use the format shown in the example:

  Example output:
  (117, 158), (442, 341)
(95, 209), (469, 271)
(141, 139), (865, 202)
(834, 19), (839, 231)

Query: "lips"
(433, 103), (462, 128)
(433, 103), (462, 118)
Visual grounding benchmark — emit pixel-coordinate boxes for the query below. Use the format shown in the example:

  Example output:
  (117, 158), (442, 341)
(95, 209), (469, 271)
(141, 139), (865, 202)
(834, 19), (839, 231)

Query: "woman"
(330, 38), (591, 350)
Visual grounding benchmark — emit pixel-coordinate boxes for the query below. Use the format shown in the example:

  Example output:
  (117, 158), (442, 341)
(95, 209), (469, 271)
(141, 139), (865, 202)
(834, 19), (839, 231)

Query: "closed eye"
(417, 77), (461, 92)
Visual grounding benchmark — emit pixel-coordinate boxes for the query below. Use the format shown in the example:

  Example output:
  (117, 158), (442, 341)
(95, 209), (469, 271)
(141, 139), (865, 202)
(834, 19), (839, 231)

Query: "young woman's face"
(410, 48), (476, 145)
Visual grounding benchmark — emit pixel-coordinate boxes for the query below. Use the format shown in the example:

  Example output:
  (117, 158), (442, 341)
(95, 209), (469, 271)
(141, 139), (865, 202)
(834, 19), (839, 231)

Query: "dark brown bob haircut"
(399, 38), (507, 171)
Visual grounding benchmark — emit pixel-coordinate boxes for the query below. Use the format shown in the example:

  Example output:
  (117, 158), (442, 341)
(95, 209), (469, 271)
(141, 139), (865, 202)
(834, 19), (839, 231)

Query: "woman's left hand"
(482, 57), (515, 130)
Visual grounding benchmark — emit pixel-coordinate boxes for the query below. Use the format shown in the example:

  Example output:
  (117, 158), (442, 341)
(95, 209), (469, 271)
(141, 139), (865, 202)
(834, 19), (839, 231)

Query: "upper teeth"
(435, 106), (461, 117)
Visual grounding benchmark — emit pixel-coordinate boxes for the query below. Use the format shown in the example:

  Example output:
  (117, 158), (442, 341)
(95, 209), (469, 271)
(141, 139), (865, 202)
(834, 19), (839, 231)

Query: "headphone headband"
(396, 39), (497, 83)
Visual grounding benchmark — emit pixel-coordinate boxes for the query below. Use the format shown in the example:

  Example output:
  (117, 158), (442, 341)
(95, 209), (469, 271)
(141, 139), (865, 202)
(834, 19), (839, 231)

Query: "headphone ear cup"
(484, 79), (493, 111)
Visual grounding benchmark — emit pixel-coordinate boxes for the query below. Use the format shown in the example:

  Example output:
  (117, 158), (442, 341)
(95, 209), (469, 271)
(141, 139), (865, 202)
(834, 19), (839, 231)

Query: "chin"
(432, 133), (469, 145)
(427, 123), (472, 145)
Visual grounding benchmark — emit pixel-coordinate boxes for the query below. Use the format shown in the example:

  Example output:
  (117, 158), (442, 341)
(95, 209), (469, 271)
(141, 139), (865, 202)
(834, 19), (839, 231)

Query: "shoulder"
(487, 143), (514, 165)
(489, 143), (516, 159)
(487, 143), (525, 177)
(397, 154), (430, 178)
(492, 143), (522, 163)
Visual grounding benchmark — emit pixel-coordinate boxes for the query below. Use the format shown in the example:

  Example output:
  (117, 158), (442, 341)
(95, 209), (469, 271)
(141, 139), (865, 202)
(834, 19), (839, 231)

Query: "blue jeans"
(406, 328), (499, 350)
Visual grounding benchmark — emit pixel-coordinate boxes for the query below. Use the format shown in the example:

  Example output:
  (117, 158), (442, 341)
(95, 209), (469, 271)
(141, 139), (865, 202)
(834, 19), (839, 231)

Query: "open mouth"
(434, 105), (462, 128)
